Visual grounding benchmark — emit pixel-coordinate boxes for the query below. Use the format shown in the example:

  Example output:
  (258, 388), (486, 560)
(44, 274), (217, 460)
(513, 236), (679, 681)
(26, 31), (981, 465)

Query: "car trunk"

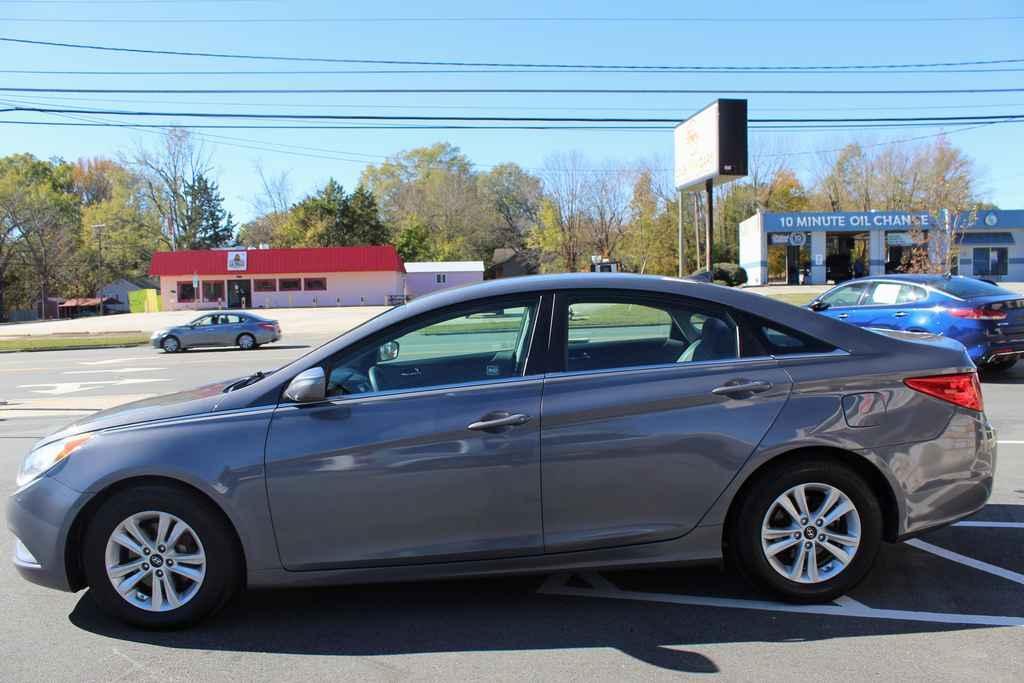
(967, 294), (1024, 338)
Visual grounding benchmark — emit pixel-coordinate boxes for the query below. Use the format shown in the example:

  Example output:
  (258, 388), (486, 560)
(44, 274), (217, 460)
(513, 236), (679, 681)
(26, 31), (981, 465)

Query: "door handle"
(711, 380), (772, 397)
(399, 368), (422, 377)
(893, 311), (908, 318)
(467, 413), (531, 432)
(836, 313), (849, 319)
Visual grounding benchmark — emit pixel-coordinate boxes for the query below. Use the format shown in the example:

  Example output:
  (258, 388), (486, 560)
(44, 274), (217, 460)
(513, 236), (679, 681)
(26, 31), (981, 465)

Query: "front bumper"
(7, 475), (89, 592)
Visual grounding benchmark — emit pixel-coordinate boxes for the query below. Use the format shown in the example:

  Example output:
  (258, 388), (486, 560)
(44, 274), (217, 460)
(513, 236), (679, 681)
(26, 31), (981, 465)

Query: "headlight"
(16, 435), (92, 488)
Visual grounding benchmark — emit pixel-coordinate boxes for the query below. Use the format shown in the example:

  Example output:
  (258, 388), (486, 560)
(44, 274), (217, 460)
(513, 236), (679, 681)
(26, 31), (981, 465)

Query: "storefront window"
(826, 232), (869, 282)
(202, 280), (225, 302)
(279, 278), (301, 292)
(177, 282), (196, 303)
(303, 277), (327, 291)
(973, 247), (1008, 276)
(254, 279), (277, 292)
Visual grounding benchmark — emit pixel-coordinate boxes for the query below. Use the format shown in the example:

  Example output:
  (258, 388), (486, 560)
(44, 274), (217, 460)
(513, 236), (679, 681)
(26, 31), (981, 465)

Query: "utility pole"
(704, 178), (714, 273)
(92, 224), (107, 316)
(677, 189), (684, 277)
(693, 193), (701, 270)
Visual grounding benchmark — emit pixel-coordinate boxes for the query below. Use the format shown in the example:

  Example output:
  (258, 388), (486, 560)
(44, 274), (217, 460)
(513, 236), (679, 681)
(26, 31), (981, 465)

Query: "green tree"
(394, 220), (431, 262)
(0, 154), (80, 317)
(181, 174), (235, 249)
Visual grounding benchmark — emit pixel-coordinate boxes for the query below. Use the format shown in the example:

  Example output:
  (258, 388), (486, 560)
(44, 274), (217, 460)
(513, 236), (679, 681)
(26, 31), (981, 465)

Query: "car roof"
(836, 274), (971, 285)
(194, 310), (267, 319)
(349, 273), (896, 355)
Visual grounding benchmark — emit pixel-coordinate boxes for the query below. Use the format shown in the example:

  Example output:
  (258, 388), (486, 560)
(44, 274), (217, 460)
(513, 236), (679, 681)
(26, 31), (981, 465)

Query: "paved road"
(0, 348), (1022, 680)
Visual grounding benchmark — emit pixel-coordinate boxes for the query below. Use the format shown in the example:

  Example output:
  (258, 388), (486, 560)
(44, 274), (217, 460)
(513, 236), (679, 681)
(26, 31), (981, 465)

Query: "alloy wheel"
(104, 511), (207, 612)
(162, 337), (179, 353)
(760, 482), (861, 584)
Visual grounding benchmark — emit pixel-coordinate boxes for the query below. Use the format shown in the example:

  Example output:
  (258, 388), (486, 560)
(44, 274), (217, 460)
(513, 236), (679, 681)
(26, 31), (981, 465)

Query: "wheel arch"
(721, 445), (901, 556)
(64, 475), (247, 592)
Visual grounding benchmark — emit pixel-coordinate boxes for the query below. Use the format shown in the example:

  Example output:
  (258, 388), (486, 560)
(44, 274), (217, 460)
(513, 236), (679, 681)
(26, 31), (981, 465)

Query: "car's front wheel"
(730, 458), (882, 603)
(82, 484), (241, 629)
(160, 336), (181, 353)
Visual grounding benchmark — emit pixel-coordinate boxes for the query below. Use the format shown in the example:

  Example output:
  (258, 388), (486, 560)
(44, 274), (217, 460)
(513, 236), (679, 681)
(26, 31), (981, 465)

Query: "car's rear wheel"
(236, 333), (256, 350)
(730, 458), (882, 603)
(82, 484), (241, 629)
(160, 336), (180, 353)
(981, 358), (1017, 376)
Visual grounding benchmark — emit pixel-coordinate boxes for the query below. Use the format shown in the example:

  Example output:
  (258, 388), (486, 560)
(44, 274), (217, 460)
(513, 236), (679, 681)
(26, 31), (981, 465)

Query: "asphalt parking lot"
(0, 342), (1022, 680)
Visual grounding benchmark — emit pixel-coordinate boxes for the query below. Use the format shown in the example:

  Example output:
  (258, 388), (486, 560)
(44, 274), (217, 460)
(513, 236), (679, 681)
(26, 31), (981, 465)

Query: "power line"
(3, 104), (1013, 175)
(2, 15), (1022, 23)
(9, 92), (1024, 115)
(4, 66), (1023, 75)
(6, 105), (1024, 125)
(2, 37), (1021, 72)
(0, 118), (1017, 132)
(3, 86), (1023, 95)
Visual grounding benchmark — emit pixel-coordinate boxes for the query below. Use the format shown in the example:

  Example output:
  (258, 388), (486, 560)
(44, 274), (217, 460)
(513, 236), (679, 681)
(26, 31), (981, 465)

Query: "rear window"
(932, 277), (1014, 299)
(745, 317), (837, 357)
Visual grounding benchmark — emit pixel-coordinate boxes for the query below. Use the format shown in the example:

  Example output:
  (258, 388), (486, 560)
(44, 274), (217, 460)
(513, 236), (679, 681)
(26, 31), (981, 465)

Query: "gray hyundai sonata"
(8, 274), (995, 628)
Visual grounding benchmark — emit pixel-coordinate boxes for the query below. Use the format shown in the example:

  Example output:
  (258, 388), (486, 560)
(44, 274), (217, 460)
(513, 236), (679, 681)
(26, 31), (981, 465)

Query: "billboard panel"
(674, 99), (748, 191)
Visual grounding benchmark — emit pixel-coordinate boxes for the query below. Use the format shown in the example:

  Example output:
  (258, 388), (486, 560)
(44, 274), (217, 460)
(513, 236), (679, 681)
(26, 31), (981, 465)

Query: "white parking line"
(998, 440), (1024, 445)
(954, 521), (1024, 529)
(64, 368), (165, 375)
(904, 539), (1024, 586)
(538, 573), (1024, 627)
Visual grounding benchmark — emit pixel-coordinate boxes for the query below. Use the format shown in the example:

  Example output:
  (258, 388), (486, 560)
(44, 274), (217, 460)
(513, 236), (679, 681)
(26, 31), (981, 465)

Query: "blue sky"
(0, 0), (1021, 222)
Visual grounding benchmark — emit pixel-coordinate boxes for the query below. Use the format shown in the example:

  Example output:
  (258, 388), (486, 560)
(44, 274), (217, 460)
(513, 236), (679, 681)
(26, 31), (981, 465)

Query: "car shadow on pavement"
(67, 558), (992, 674)
(172, 344), (312, 354)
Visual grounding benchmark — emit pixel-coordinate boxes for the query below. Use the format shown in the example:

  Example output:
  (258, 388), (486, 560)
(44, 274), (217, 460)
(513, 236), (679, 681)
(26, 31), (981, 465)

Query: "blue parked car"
(808, 275), (1024, 374)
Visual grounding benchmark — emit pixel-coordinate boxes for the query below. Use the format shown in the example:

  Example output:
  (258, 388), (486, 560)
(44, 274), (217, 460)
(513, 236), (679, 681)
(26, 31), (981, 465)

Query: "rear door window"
(563, 296), (737, 373)
(866, 282), (903, 305)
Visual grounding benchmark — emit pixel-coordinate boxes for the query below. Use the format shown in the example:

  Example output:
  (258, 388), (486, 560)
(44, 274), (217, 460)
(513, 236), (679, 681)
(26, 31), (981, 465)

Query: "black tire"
(728, 458), (882, 603)
(161, 336), (181, 353)
(82, 483), (242, 629)
(981, 358), (1017, 376)
(236, 333), (256, 350)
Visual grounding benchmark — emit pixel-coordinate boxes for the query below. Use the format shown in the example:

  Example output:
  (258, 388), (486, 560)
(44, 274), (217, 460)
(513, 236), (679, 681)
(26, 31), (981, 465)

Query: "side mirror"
(378, 340), (400, 362)
(283, 367), (326, 403)
(809, 300), (831, 312)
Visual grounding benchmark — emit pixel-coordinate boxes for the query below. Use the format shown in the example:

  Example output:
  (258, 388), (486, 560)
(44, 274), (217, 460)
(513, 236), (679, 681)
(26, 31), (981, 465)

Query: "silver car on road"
(150, 311), (281, 352)
(9, 274), (995, 628)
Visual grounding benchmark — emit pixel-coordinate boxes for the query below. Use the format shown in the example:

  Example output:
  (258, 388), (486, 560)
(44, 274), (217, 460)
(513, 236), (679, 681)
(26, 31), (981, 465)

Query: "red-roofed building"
(149, 246), (408, 310)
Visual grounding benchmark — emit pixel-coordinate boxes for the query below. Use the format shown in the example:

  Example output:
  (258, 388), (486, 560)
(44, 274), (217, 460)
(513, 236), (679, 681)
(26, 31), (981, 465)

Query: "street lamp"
(91, 224), (107, 316)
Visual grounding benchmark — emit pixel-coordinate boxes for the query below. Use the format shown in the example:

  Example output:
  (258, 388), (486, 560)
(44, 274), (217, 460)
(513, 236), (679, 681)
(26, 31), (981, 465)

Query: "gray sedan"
(9, 274), (995, 628)
(150, 311), (281, 352)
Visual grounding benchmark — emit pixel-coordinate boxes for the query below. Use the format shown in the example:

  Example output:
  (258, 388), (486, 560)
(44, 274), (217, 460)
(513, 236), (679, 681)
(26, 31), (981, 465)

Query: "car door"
(814, 281), (869, 324)
(187, 314), (220, 346)
(539, 290), (793, 553)
(218, 314), (243, 345)
(264, 294), (550, 570)
(858, 282), (931, 330)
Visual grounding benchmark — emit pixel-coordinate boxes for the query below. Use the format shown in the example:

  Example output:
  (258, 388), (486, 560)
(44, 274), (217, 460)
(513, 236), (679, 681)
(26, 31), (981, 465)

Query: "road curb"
(0, 343), (149, 354)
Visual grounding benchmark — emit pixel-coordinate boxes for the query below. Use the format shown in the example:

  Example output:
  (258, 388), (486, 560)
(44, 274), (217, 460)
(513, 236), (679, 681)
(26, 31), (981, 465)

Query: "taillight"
(904, 372), (984, 412)
(258, 323), (275, 331)
(949, 306), (1007, 320)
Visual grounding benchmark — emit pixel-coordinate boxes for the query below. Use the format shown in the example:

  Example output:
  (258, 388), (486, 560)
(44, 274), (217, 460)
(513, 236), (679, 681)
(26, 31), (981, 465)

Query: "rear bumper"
(6, 476), (89, 592)
(870, 409), (996, 539)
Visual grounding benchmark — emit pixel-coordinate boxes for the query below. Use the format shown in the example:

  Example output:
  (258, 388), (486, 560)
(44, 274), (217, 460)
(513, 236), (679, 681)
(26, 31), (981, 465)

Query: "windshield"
(932, 278), (1015, 299)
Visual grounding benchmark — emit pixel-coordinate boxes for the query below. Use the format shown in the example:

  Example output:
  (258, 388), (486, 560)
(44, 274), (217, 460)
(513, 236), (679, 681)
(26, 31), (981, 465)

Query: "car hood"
(38, 379), (237, 447)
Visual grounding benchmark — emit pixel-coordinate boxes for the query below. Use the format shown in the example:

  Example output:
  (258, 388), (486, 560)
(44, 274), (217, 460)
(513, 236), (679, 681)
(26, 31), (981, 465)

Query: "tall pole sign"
(674, 99), (748, 274)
